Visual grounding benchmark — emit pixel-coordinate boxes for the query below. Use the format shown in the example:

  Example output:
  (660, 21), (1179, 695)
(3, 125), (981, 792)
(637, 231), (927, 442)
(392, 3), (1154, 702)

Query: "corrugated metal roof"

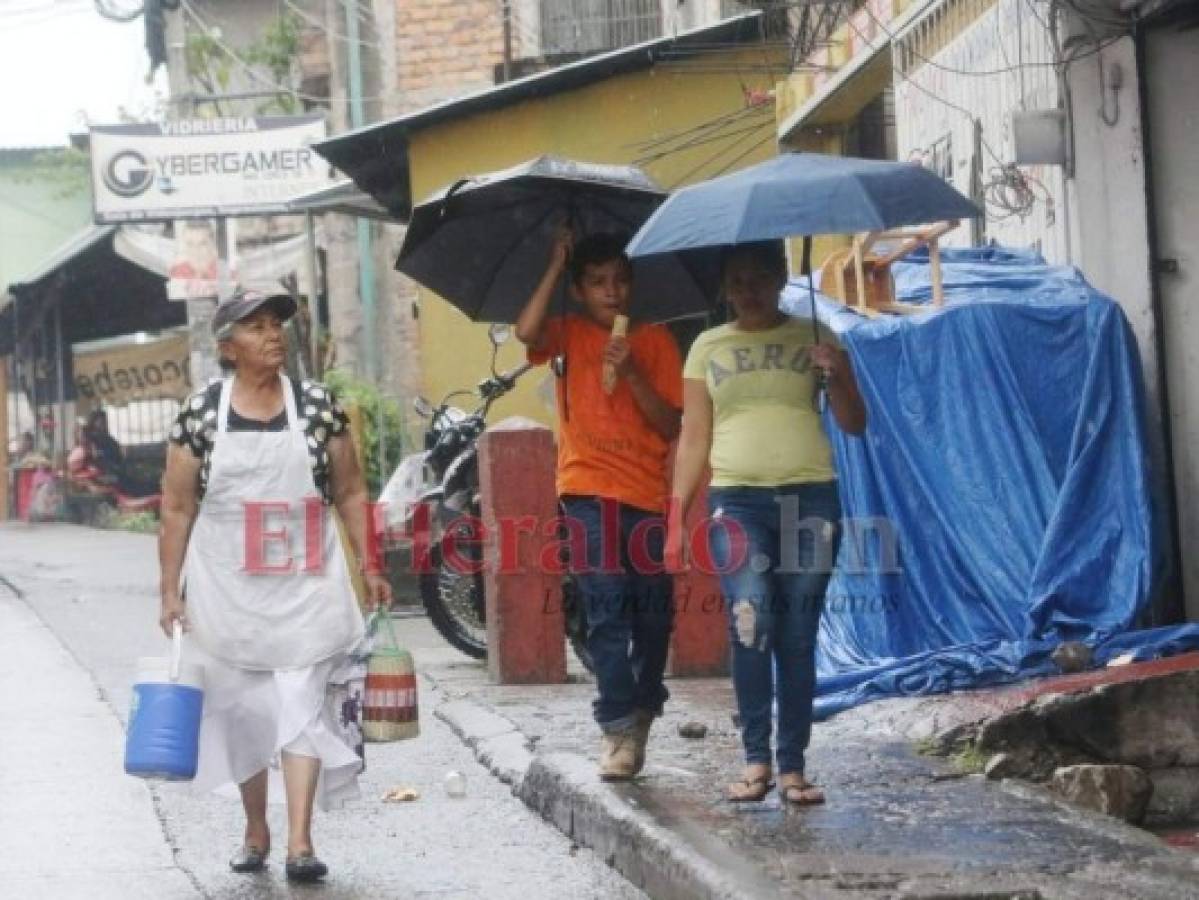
(286, 179), (393, 221)
(0, 224), (183, 355)
(6, 225), (116, 294)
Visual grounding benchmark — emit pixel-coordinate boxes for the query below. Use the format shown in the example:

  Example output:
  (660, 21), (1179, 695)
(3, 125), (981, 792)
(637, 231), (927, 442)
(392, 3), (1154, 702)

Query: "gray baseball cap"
(212, 285), (298, 339)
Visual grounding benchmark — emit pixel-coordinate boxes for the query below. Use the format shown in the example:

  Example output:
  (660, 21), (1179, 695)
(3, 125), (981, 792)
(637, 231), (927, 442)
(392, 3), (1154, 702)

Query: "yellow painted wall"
(406, 48), (786, 427)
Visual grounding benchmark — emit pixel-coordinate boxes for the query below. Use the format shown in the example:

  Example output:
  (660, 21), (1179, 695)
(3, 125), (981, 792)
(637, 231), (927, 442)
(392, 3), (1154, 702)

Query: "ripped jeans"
(707, 482), (841, 775)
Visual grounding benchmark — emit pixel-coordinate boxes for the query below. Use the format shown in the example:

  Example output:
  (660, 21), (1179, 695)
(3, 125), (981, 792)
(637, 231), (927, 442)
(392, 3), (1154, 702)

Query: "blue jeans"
(561, 496), (674, 733)
(707, 482), (842, 775)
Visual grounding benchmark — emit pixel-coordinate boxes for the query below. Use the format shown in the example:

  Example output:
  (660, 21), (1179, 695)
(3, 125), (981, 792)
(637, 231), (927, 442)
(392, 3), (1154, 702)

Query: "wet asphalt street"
(0, 523), (643, 900)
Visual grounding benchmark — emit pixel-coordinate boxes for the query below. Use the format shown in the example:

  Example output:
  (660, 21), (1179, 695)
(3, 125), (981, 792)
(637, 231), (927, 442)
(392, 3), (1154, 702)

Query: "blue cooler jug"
(124, 623), (205, 781)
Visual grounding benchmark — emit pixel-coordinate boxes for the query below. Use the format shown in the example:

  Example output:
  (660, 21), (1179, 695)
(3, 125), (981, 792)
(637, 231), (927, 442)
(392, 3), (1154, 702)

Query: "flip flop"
(727, 774), (775, 802)
(285, 852), (329, 883)
(779, 780), (825, 806)
(229, 844), (269, 873)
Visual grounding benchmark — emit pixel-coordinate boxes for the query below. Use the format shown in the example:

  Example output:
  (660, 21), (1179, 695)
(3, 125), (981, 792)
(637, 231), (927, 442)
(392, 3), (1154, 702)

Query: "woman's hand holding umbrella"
(811, 343), (867, 435)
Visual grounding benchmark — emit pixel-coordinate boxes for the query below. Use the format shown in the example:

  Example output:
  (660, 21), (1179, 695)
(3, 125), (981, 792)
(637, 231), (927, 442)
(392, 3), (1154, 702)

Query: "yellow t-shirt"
(683, 316), (839, 487)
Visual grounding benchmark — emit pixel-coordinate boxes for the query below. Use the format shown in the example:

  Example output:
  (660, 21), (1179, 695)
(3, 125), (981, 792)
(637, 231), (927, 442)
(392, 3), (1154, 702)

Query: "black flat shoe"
(229, 844), (269, 873)
(285, 853), (329, 883)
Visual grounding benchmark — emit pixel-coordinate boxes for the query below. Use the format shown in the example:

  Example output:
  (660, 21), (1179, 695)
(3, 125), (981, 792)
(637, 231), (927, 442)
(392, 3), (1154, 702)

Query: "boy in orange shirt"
(516, 231), (683, 780)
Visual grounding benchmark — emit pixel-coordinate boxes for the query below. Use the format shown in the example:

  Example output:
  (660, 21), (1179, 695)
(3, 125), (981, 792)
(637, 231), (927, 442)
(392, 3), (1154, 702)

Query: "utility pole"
(344, 0), (377, 382)
(502, 0), (513, 82)
(344, 0), (388, 482)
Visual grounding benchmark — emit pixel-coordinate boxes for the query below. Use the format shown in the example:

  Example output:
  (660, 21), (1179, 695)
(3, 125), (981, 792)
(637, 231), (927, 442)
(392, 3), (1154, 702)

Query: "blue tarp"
(778, 245), (1199, 718)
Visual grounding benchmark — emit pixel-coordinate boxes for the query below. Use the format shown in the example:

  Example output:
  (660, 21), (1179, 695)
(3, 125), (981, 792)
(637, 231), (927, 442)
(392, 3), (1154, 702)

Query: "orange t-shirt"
(528, 315), (683, 513)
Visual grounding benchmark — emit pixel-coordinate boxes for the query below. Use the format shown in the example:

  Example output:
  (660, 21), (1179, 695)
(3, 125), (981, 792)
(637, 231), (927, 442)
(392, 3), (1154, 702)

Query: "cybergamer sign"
(89, 116), (336, 223)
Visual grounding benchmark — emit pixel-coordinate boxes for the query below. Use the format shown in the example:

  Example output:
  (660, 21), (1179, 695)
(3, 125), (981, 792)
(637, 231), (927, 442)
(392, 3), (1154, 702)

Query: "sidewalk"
(0, 581), (199, 900)
(408, 622), (1199, 900)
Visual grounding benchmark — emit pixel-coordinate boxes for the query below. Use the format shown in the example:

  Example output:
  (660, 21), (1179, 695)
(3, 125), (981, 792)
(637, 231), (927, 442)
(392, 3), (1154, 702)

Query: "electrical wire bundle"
(983, 163), (1053, 221)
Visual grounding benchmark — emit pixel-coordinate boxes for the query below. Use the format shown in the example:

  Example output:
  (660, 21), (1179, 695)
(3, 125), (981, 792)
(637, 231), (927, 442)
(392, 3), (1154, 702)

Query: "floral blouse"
(169, 379), (350, 504)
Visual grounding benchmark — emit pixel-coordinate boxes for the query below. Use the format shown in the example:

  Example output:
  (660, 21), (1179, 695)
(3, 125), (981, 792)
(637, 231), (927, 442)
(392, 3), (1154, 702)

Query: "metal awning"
(0, 225), (182, 356)
(778, 35), (893, 143)
(8, 225), (116, 294)
(287, 180), (395, 222)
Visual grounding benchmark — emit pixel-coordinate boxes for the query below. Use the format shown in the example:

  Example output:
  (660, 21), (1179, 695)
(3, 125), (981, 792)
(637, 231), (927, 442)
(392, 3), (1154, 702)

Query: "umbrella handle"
(801, 236), (829, 397)
(439, 179), (473, 221)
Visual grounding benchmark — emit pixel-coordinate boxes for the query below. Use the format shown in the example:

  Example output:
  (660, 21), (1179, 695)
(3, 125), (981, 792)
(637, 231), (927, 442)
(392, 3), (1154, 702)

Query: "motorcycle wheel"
(418, 543), (487, 660)
(419, 542), (596, 674)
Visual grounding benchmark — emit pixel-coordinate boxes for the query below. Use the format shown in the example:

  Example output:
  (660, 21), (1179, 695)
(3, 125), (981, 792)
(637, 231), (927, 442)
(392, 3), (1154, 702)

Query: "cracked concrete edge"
(434, 698), (535, 789)
(431, 697), (760, 900)
(996, 778), (1174, 850)
(518, 752), (764, 900)
(995, 778), (1199, 892)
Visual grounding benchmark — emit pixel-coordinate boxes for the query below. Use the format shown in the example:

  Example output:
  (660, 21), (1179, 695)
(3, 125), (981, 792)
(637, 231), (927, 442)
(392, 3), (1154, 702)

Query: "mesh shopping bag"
(362, 612), (420, 742)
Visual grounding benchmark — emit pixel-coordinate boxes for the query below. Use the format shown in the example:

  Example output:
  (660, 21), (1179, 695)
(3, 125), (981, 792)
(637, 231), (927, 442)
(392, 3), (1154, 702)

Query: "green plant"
(243, 12), (303, 114)
(185, 12), (304, 115)
(949, 744), (990, 775)
(16, 148), (91, 200)
(323, 368), (409, 497)
(98, 508), (160, 535)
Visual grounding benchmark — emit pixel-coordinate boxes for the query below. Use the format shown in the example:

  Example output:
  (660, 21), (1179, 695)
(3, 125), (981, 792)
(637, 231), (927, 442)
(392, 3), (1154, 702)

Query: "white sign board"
(89, 116), (335, 222)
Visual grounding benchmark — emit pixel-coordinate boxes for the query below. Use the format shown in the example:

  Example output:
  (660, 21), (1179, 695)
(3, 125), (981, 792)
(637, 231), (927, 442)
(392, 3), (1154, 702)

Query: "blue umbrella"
(625, 151), (982, 320)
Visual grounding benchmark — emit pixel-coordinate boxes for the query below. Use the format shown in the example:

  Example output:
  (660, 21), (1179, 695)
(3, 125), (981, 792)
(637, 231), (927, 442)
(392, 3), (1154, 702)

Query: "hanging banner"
(73, 334), (192, 407)
(166, 219), (236, 301)
(89, 116), (335, 223)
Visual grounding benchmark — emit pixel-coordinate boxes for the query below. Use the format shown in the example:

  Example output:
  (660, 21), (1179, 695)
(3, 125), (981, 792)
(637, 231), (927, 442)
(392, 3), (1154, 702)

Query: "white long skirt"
(188, 643), (364, 811)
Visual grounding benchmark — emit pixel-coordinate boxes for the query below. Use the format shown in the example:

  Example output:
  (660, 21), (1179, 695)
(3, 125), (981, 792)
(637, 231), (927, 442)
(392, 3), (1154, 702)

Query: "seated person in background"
(85, 410), (123, 483)
(13, 431), (34, 461)
(13, 431), (50, 468)
(82, 410), (158, 498)
(68, 420), (105, 488)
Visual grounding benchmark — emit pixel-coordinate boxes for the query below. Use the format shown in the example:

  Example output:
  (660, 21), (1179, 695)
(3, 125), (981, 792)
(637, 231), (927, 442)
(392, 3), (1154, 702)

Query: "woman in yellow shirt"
(667, 240), (866, 805)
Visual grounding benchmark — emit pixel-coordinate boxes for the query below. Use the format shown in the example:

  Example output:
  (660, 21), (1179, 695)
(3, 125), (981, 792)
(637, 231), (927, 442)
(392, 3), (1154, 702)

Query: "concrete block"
(1050, 764), (1154, 825)
(670, 481), (729, 677)
(478, 420), (566, 685)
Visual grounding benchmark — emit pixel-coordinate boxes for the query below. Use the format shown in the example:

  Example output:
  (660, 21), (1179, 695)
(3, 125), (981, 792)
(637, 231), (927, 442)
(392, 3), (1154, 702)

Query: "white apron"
(184, 374), (364, 671)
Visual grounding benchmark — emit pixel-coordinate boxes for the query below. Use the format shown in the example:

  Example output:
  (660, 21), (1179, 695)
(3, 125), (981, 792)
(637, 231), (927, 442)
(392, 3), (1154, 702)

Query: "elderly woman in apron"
(158, 286), (392, 883)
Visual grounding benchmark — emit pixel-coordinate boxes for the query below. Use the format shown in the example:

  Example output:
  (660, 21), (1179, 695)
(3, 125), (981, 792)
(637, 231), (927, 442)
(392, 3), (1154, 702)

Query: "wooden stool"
(820, 220), (959, 316)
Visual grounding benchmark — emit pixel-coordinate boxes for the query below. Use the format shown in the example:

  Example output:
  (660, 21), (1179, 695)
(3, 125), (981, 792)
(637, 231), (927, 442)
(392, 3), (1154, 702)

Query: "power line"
(92, 0), (143, 23)
(0, 0), (89, 16)
(668, 123), (772, 189)
(861, 0), (1125, 78)
(707, 132), (775, 181)
(281, 0), (382, 50)
(628, 104), (768, 153)
(2, 1), (92, 28)
(178, 0), (394, 105)
(634, 117), (774, 167)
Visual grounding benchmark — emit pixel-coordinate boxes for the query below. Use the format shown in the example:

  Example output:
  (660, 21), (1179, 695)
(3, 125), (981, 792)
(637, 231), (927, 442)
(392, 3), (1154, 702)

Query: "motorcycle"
(385, 324), (592, 671)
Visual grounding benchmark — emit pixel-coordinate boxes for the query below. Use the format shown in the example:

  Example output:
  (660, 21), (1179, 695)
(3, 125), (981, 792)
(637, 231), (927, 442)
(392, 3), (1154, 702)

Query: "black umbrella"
(396, 155), (711, 324)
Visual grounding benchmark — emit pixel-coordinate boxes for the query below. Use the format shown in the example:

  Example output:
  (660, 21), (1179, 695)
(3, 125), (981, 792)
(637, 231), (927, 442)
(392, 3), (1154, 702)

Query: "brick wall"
(395, 0), (510, 111)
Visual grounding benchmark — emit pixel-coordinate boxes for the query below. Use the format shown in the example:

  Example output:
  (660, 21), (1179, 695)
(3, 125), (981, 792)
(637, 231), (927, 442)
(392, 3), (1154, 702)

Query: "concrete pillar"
(477, 418), (567, 684)
(670, 479), (729, 677)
